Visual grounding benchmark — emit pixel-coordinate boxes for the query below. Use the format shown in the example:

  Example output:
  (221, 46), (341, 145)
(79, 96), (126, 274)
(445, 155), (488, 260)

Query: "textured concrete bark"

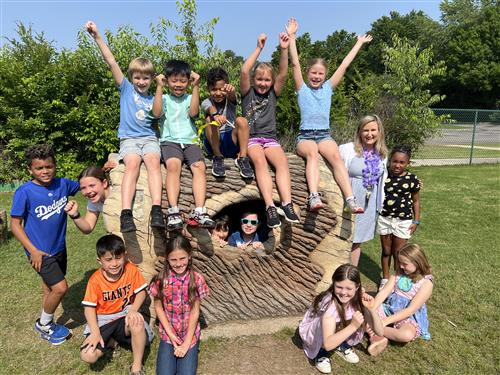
(103, 154), (354, 324)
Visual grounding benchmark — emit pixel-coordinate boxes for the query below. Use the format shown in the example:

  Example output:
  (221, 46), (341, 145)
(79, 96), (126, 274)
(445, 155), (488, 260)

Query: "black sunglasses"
(241, 218), (259, 225)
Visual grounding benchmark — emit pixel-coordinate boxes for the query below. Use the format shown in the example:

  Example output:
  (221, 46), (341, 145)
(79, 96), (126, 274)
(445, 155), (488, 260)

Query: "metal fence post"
(469, 109), (478, 165)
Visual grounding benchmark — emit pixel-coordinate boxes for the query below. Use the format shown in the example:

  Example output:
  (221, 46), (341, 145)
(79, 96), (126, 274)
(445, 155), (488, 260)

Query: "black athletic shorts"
(37, 250), (67, 287)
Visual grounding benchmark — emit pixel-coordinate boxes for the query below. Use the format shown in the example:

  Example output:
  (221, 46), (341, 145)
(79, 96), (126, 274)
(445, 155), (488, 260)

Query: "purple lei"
(362, 148), (381, 190)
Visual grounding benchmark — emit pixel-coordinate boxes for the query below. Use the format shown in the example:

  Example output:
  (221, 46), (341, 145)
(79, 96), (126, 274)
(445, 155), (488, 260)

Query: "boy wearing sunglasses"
(228, 212), (264, 250)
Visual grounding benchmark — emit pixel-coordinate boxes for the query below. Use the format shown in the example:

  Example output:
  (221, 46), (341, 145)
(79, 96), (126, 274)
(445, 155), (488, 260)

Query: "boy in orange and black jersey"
(80, 234), (153, 375)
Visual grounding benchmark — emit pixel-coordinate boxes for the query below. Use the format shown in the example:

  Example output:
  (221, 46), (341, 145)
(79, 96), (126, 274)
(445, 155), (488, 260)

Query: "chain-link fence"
(413, 109), (500, 166)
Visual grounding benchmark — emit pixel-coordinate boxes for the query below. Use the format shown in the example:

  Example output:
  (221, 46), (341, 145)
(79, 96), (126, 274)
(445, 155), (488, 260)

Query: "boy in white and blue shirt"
(11, 144), (80, 345)
(152, 60), (215, 231)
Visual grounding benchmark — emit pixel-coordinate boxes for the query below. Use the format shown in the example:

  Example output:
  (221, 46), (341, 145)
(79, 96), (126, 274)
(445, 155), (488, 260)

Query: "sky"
(1, 0), (442, 60)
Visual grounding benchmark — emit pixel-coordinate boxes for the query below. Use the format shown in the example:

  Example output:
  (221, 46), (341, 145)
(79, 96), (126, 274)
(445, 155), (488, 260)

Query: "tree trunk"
(103, 154), (354, 324)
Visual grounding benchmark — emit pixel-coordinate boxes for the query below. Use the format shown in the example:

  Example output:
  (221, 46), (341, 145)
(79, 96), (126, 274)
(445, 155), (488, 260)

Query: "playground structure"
(103, 154), (354, 327)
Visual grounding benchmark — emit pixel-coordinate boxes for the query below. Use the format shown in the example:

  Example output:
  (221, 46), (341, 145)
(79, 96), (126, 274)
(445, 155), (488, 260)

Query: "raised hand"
(223, 83), (235, 94)
(190, 71), (200, 86)
(279, 32), (290, 49)
(257, 33), (267, 49)
(357, 34), (373, 44)
(155, 74), (166, 87)
(286, 18), (299, 36)
(85, 21), (99, 39)
(351, 311), (365, 329)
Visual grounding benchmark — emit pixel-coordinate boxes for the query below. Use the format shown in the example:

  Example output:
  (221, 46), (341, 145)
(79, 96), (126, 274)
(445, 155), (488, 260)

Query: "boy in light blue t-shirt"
(152, 60), (215, 231)
(86, 21), (164, 233)
(11, 144), (80, 345)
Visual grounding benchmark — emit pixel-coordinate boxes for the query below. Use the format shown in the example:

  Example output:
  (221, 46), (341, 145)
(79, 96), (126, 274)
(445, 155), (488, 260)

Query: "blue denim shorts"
(296, 129), (333, 144)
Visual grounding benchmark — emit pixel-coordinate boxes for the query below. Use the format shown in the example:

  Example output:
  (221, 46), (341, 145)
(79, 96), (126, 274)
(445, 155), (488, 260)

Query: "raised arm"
(85, 21), (124, 87)
(273, 32), (290, 96)
(286, 18), (304, 91)
(240, 33), (267, 96)
(330, 34), (372, 89)
(152, 74), (166, 118)
(65, 200), (99, 234)
(189, 71), (200, 118)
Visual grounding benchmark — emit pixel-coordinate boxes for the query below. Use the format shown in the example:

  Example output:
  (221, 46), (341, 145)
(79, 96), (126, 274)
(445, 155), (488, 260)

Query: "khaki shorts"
(377, 215), (412, 239)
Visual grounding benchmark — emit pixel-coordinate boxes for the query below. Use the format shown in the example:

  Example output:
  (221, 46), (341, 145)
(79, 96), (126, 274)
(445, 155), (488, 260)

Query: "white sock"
(281, 201), (290, 207)
(40, 310), (54, 326)
(195, 207), (205, 214)
(346, 196), (354, 202)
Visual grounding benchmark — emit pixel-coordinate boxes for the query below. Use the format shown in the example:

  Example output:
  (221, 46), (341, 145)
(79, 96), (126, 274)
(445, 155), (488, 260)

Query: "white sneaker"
(379, 278), (389, 291)
(335, 346), (359, 364)
(315, 357), (332, 373)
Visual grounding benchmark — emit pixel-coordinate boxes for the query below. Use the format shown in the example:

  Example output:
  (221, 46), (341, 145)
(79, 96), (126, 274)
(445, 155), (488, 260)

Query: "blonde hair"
(251, 62), (275, 83)
(127, 57), (154, 79)
(397, 243), (433, 282)
(306, 58), (328, 73)
(354, 114), (388, 158)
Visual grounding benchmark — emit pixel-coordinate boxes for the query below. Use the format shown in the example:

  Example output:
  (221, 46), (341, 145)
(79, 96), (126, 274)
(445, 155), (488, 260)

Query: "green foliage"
(353, 35), (446, 152)
(438, 0), (500, 107)
(0, 0), (237, 182)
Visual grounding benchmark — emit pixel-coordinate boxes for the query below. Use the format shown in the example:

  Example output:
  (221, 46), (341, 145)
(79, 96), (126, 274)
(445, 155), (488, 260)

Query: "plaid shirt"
(149, 271), (209, 347)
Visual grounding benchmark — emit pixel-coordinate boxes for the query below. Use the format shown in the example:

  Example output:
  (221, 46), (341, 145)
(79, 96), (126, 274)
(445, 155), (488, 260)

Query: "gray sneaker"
(188, 209), (215, 228)
(166, 207), (183, 231)
(308, 193), (325, 211)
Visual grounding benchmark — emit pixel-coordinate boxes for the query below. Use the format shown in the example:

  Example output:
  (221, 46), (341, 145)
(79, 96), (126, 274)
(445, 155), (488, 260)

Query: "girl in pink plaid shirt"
(149, 235), (210, 375)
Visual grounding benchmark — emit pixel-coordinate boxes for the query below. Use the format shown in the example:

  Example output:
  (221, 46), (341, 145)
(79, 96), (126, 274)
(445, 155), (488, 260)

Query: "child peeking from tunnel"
(228, 212), (264, 250)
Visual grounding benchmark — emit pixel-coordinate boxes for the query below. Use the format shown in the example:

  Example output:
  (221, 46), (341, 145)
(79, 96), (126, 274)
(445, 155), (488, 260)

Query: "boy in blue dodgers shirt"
(85, 21), (165, 233)
(80, 234), (153, 375)
(11, 144), (80, 344)
(202, 67), (254, 179)
(152, 60), (215, 231)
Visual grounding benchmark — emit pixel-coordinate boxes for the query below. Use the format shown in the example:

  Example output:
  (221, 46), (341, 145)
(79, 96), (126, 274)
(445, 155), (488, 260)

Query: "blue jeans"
(156, 340), (199, 375)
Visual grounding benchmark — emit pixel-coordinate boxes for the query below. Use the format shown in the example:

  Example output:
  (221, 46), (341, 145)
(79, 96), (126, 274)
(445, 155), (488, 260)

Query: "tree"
(438, 0), (500, 107)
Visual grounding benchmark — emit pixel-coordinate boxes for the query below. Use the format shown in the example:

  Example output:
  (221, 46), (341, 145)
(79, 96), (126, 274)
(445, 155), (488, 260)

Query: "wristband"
(412, 220), (420, 225)
(70, 212), (81, 220)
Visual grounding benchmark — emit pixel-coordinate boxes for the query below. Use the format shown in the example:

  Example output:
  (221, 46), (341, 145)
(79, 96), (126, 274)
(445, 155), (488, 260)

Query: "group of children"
(9, 16), (430, 375)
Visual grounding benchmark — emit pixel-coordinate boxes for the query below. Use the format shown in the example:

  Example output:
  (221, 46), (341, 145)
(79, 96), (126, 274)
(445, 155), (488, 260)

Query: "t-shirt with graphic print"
(82, 261), (148, 317)
(201, 97), (236, 134)
(118, 78), (156, 139)
(10, 178), (80, 256)
(241, 87), (277, 139)
(381, 172), (421, 220)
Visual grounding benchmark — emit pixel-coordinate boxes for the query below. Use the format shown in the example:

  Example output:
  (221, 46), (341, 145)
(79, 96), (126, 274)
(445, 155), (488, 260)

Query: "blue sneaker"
(34, 319), (70, 345)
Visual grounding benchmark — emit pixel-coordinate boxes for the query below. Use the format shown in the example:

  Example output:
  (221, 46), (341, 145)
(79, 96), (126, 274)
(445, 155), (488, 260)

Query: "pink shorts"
(248, 137), (281, 149)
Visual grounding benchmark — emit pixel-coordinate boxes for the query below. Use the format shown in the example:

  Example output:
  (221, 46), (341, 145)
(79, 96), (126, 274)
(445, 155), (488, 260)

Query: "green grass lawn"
(415, 144), (500, 159)
(1, 164), (499, 374)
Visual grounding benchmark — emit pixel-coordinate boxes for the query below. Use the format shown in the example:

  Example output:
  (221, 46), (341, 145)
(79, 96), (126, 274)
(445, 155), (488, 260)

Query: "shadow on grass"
(59, 269), (96, 329)
(359, 252), (381, 285)
(89, 341), (153, 372)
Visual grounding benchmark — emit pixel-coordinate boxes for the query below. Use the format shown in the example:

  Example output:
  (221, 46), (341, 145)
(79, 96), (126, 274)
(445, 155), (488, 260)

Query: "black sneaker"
(235, 157), (254, 179)
(150, 205), (165, 229)
(120, 210), (136, 232)
(277, 202), (300, 223)
(266, 205), (281, 228)
(211, 155), (226, 177)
